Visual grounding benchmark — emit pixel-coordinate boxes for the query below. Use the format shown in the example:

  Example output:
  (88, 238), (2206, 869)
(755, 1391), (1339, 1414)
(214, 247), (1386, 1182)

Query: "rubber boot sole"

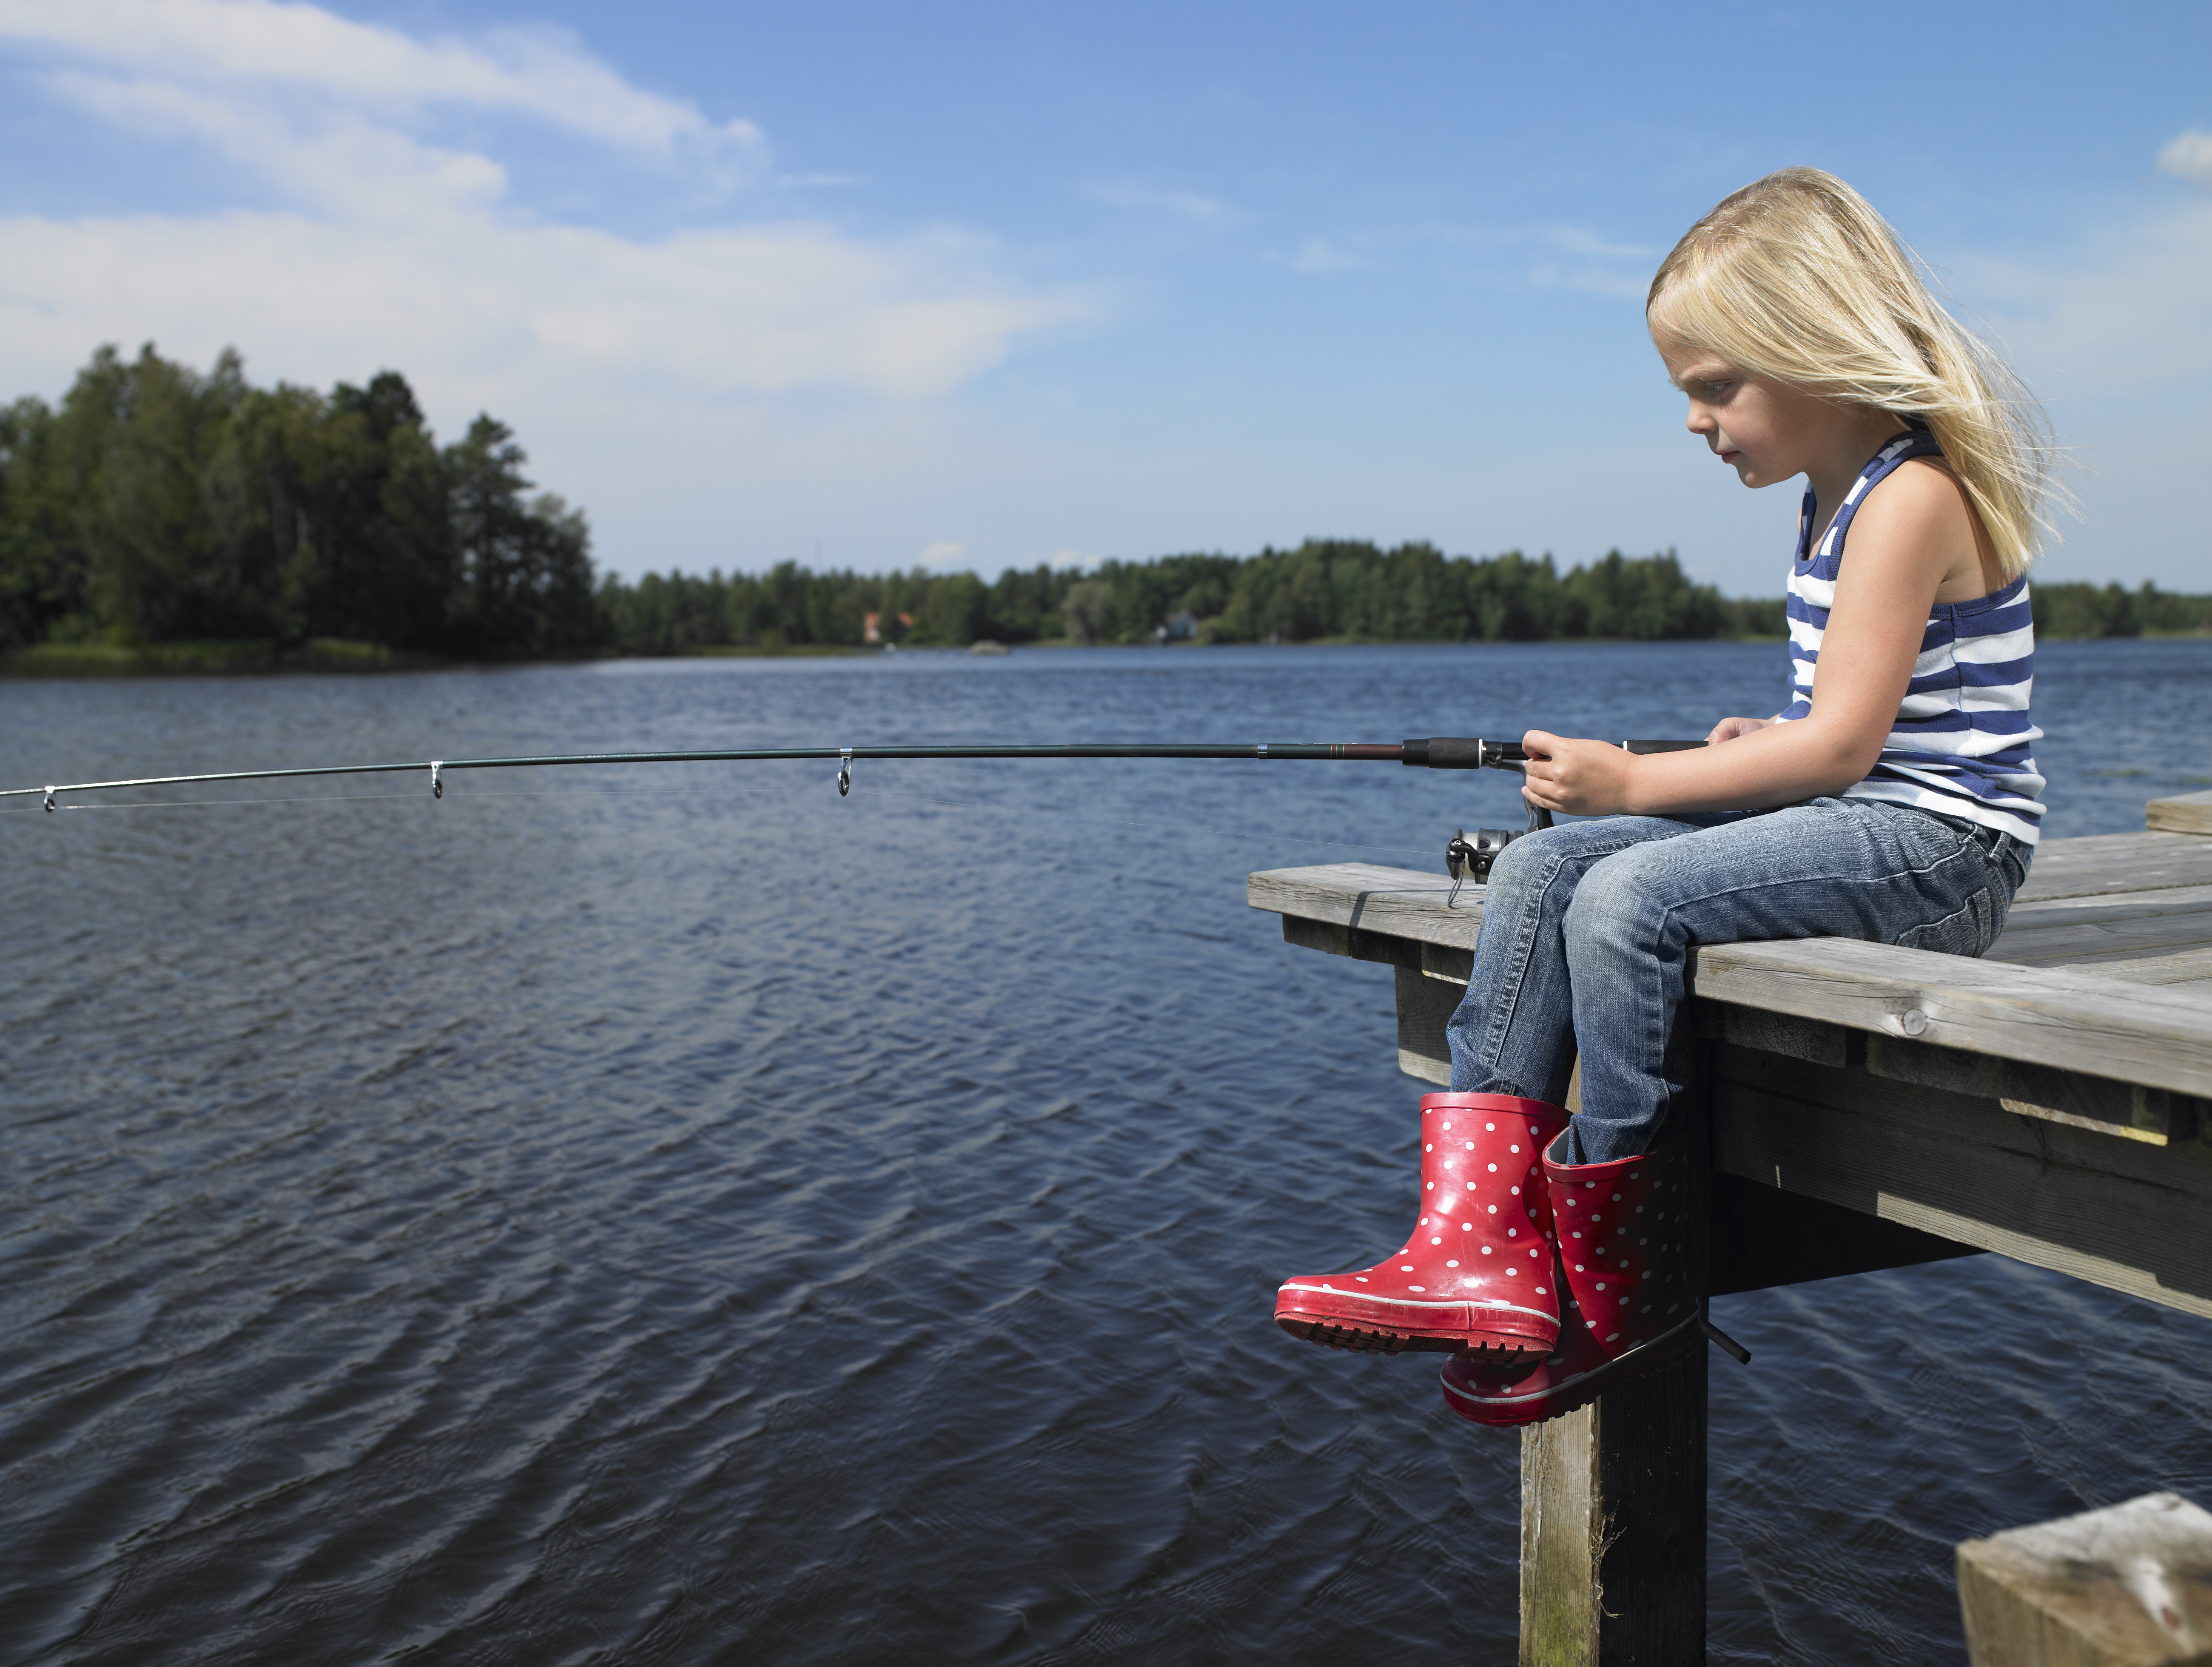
(1276, 1313), (1543, 1370)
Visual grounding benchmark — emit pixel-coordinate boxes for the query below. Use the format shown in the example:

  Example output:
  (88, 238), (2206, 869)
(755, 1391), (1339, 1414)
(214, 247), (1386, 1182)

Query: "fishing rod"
(8, 735), (1700, 894)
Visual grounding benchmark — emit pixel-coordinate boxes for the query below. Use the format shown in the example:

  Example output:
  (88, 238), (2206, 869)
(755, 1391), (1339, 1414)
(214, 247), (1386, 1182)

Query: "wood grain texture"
(1958, 1491), (2212, 1667)
(2147, 789), (2212, 838)
(1988, 910), (2212, 969)
(1521, 1403), (1599, 1667)
(1279, 913), (1420, 972)
(1693, 1002), (1857, 1070)
(1519, 1075), (1711, 1667)
(1253, 834), (2212, 944)
(1690, 936), (2212, 1098)
(2059, 949), (2212, 989)
(1520, 1346), (1708, 1667)
(1710, 1171), (1981, 1294)
(1247, 862), (1483, 948)
(1255, 847), (2212, 1095)
(1393, 964), (1459, 1086)
(1710, 1044), (2212, 1321)
(1863, 1035), (2202, 1145)
(1978, 886), (2212, 984)
(2005, 884), (2212, 928)
(2013, 832), (2212, 903)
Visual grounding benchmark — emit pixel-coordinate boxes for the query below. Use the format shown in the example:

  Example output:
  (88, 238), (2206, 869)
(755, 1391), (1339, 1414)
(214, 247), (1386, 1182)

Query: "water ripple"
(4, 640), (2210, 1664)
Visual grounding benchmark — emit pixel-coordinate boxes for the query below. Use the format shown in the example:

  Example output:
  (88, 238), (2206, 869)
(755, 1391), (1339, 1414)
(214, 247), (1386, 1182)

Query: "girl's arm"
(1519, 462), (1981, 817)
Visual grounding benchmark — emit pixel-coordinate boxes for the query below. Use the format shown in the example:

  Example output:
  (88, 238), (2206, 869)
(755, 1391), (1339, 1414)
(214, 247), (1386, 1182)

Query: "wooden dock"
(1248, 789), (2212, 1666)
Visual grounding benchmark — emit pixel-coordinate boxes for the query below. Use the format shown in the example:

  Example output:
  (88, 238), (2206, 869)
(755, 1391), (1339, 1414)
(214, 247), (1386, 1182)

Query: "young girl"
(1273, 168), (2049, 1426)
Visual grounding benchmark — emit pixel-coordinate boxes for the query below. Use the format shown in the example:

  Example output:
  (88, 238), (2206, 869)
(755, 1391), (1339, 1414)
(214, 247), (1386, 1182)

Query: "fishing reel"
(1436, 737), (1705, 904)
(1441, 746), (1560, 905)
(1444, 827), (1518, 906)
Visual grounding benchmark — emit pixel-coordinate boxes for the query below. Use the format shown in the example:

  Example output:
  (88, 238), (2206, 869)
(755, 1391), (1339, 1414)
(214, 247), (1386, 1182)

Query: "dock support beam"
(1519, 1053), (1711, 1666)
(1520, 1337), (1708, 1665)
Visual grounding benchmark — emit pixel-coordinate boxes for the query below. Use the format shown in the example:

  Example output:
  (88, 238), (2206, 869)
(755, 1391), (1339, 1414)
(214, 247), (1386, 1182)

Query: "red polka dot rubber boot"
(1437, 1124), (1736, 1426)
(1274, 1092), (1569, 1363)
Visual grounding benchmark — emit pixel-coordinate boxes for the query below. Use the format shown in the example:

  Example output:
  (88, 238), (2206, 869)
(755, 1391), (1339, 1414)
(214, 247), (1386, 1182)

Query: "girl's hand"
(1519, 729), (1635, 817)
(1706, 715), (1776, 745)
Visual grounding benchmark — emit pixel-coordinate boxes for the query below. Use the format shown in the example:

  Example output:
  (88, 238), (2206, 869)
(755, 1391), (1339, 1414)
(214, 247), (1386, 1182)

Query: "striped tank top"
(1777, 430), (2045, 843)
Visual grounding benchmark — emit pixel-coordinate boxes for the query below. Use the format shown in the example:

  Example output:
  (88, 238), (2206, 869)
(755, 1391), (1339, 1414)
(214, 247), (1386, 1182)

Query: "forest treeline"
(4, 346), (2205, 660)
(600, 541), (1788, 651)
(0, 344), (597, 657)
(581, 546), (2212, 653)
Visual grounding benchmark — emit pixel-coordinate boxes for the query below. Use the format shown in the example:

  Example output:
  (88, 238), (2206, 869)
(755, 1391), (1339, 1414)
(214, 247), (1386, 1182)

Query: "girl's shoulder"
(1870, 452), (1970, 510)
(1854, 454), (2004, 603)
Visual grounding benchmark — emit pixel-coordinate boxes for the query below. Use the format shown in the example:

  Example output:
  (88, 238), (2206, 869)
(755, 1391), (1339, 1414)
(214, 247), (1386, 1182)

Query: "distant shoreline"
(0, 638), (876, 678)
(11, 630), (2210, 679)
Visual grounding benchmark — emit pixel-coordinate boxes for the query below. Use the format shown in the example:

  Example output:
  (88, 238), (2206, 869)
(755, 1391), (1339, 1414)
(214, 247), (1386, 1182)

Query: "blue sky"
(1, 0), (2207, 594)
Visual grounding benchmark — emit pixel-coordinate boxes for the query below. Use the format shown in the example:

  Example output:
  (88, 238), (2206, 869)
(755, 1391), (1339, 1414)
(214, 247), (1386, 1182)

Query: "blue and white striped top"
(1777, 430), (2045, 843)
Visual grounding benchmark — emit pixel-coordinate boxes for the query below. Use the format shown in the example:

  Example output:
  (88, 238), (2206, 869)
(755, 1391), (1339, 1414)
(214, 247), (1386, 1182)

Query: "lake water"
(6, 637), (2211, 1666)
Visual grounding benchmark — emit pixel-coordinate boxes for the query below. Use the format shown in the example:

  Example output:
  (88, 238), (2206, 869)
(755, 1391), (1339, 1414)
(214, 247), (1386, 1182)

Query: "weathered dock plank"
(1711, 1042), (2212, 1322)
(1958, 1491), (2212, 1667)
(1990, 896), (2212, 966)
(1248, 861), (1484, 948)
(2147, 788), (2212, 838)
(1253, 848), (2212, 1097)
(1861, 1032), (2200, 1144)
(2007, 882), (2212, 927)
(2055, 948), (2212, 988)
(1687, 937), (2212, 1098)
(2012, 830), (2212, 902)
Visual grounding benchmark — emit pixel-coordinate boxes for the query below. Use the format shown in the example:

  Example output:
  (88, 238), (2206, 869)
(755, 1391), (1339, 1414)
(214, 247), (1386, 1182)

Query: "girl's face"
(1652, 335), (1868, 490)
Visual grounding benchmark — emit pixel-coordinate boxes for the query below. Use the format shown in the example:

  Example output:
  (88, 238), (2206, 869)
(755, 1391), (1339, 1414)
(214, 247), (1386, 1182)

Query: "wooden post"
(1517, 1050), (1711, 1666)
(1519, 1346), (1708, 1665)
(1958, 1492), (2212, 1667)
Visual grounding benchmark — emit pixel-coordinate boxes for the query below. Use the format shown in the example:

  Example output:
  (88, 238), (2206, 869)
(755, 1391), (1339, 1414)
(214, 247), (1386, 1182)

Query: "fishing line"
(9, 791), (434, 814)
(3, 774), (1451, 864)
(821, 784), (1446, 862)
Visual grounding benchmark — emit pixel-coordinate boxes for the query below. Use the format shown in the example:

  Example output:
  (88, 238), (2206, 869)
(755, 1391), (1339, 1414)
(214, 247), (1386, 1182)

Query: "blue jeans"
(1444, 798), (2032, 1163)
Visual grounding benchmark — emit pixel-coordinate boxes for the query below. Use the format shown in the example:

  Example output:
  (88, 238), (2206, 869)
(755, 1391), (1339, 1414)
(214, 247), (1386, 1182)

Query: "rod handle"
(1401, 737), (1520, 770)
(1403, 737), (1700, 769)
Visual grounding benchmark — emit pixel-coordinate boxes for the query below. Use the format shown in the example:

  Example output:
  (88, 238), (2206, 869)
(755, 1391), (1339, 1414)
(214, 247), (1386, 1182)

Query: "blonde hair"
(1648, 167), (2057, 579)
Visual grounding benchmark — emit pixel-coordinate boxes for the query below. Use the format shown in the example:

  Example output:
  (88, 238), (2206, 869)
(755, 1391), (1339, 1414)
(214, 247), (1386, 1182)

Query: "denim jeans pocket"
(1894, 884), (1999, 958)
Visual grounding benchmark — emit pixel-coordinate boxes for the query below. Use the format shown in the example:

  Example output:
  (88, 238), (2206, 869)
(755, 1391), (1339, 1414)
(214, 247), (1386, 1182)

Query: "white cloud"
(1935, 188), (2212, 583)
(0, 0), (1087, 442)
(1523, 224), (1658, 298)
(1953, 199), (2212, 392)
(919, 541), (967, 568)
(2157, 129), (2212, 189)
(49, 71), (510, 218)
(1287, 220), (1656, 287)
(1092, 183), (1232, 224)
(0, 0), (765, 168)
(1527, 262), (1649, 299)
(1534, 225), (1657, 261)
(1291, 236), (1364, 273)
(0, 211), (1085, 404)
